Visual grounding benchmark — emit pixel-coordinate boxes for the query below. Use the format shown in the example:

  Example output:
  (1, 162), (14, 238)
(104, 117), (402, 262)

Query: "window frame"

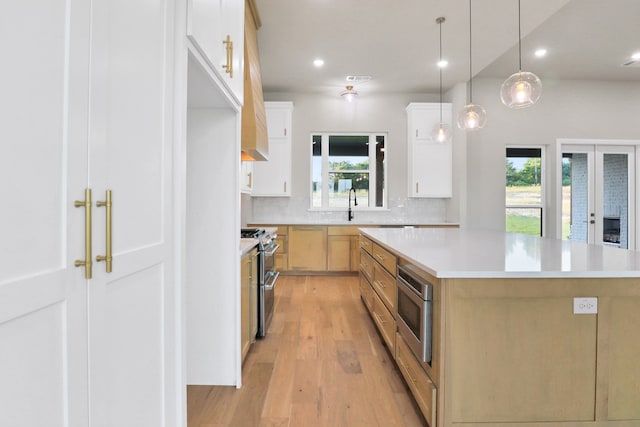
(505, 146), (546, 236)
(310, 132), (388, 210)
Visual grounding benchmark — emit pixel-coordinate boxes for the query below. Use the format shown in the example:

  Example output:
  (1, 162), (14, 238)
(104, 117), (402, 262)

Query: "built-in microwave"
(396, 264), (433, 364)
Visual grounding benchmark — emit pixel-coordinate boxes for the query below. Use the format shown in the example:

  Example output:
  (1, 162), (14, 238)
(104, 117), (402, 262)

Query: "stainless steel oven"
(241, 228), (280, 339)
(259, 235), (279, 338)
(396, 264), (433, 364)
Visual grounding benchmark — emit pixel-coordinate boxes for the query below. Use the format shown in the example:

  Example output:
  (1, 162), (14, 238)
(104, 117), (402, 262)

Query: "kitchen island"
(359, 227), (640, 427)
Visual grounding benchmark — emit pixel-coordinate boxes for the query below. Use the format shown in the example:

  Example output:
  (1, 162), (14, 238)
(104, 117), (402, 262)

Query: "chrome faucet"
(348, 188), (358, 221)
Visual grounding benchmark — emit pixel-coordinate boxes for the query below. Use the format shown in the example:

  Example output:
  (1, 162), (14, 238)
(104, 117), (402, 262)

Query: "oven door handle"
(264, 271), (280, 290)
(263, 243), (280, 257)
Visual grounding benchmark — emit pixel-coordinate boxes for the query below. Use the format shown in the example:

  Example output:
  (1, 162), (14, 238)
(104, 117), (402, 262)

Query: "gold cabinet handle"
(248, 172), (252, 188)
(284, 181), (287, 193)
(284, 128), (287, 136)
(74, 188), (92, 279)
(416, 129), (419, 138)
(96, 190), (113, 273)
(416, 182), (419, 193)
(222, 35), (233, 77)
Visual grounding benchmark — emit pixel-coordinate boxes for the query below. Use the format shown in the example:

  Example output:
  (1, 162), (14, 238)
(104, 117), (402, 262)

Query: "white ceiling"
(255, 0), (640, 96)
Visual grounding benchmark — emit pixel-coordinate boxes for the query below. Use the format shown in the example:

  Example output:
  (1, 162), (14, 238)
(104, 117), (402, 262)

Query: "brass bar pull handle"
(248, 172), (252, 188)
(284, 128), (287, 136)
(222, 35), (233, 77)
(96, 190), (113, 273)
(74, 188), (92, 279)
(284, 181), (287, 193)
(416, 182), (419, 193)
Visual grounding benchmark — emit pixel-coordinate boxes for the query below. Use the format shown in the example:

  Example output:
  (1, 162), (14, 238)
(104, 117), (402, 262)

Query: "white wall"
(462, 78), (640, 234)
(251, 91), (459, 224)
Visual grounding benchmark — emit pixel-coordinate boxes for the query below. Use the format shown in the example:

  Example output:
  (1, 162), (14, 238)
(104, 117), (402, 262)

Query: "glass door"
(561, 144), (635, 249)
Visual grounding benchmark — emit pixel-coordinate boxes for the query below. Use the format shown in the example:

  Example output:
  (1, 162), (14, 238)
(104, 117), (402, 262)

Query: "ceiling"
(255, 0), (640, 96)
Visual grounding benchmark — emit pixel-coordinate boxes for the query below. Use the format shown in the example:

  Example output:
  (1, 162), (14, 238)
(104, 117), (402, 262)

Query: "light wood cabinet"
(328, 235), (352, 271)
(407, 103), (453, 198)
(372, 261), (397, 314)
(288, 226), (327, 271)
(371, 289), (396, 353)
(241, 247), (258, 362)
(396, 332), (437, 427)
(273, 225), (288, 271)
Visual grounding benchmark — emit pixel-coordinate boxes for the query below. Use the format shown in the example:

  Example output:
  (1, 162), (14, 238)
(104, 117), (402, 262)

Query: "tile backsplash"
(247, 196), (447, 224)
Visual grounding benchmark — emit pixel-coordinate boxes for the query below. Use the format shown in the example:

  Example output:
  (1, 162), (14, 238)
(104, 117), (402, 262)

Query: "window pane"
(506, 149), (542, 206)
(506, 207), (542, 236)
(312, 135), (322, 208)
(329, 135), (369, 171)
(328, 172), (369, 208)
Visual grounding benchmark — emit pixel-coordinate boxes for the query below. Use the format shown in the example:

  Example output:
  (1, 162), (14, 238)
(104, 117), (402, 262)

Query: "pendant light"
(431, 17), (451, 143)
(500, 0), (542, 108)
(457, 0), (486, 130)
(340, 85), (358, 102)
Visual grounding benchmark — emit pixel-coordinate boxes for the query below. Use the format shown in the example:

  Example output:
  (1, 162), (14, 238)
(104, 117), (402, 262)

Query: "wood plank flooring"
(187, 275), (428, 427)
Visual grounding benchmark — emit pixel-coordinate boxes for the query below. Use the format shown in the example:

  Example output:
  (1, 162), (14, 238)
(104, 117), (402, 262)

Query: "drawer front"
(359, 235), (373, 255)
(373, 262), (397, 314)
(373, 243), (397, 275)
(372, 291), (396, 354)
(359, 275), (374, 313)
(396, 332), (437, 427)
(360, 250), (374, 282)
(327, 225), (361, 236)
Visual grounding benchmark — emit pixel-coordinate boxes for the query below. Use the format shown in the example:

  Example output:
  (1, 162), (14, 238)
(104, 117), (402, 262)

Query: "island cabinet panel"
(359, 235), (373, 255)
(272, 225), (288, 272)
(372, 262), (397, 314)
(359, 275), (374, 313)
(396, 332), (437, 427)
(288, 226), (327, 271)
(607, 295), (640, 420)
(327, 235), (351, 271)
(447, 278), (599, 424)
(371, 289), (396, 353)
(372, 243), (397, 275)
(359, 250), (374, 283)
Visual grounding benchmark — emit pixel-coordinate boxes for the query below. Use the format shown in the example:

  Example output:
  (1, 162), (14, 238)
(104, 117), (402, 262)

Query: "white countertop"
(240, 238), (258, 256)
(360, 227), (640, 278)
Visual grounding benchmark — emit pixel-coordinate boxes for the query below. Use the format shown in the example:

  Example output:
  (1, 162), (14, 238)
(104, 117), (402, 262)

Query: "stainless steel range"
(241, 228), (280, 338)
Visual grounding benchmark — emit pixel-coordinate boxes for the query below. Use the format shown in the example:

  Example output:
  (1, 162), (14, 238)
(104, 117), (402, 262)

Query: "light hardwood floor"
(187, 275), (428, 427)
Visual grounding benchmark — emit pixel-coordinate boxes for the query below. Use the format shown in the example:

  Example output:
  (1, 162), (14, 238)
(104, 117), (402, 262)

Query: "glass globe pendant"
(457, 0), (487, 131)
(500, 70), (541, 108)
(430, 17), (451, 143)
(500, 0), (542, 109)
(457, 103), (486, 130)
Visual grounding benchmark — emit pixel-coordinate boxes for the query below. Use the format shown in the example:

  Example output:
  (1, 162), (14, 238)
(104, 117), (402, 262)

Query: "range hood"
(241, 0), (268, 161)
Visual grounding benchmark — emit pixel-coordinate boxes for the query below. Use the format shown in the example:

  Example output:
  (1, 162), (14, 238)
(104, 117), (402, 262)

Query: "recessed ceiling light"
(437, 59), (448, 68)
(313, 58), (324, 67)
(632, 52), (640, 61)
(534, 48), (547, 58)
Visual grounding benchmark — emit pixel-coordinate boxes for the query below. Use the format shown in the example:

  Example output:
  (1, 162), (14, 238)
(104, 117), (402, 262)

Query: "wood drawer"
(373, 261), (397, 314)
(359, 275), (374, 313)
(373, 243), (397, 275)
(359, 235), (373, 255)
(396, 332), (437, 427)
(328, 225), (360, 236)
(372, 291), (395, 354)
(360, 250), (374, 282)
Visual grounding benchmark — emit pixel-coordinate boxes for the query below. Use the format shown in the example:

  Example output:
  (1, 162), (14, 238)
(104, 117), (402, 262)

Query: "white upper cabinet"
(252, 102), (293, 196)
(407, 102), (453, 198)
(240, 160), (253, 194)
(187, 0), (245, 103)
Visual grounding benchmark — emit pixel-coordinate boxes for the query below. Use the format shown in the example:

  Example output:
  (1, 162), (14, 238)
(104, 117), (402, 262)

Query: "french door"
(561, 144), (636, 249)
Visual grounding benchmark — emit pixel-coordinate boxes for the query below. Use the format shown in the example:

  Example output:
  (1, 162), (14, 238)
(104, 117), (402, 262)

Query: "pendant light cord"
(518, 0), (522, 71)
(439, 18), (443, 123)
(468, 0), (473, 103)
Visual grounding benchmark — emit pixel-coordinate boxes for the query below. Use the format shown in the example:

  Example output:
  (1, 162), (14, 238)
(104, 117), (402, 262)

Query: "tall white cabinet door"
(0, 1), (90, 426)
(407, 103), (453, 198)
(86, 0), (177, 424)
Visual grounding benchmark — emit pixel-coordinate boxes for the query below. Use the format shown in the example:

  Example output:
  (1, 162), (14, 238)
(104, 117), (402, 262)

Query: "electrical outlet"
(573, 297), (598, 314)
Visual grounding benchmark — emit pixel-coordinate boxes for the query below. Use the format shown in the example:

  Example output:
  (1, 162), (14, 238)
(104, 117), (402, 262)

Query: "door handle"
(74, 188), (92, 279)
(96, 190), (113, 273)
(222, 35), (233, 77)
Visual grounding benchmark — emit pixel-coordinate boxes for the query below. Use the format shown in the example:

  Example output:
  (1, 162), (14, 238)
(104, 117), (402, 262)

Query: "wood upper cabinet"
(187, 0), (244, 103)
(288, 226), (327, 271)
(252, 102), (293, 196)
(407, 102), (453, 198)
(241, 0), (268, 161)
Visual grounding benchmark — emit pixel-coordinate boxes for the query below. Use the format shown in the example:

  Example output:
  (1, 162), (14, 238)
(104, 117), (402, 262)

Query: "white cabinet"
(1, 0), (179, 425)
(407, 102), (453, 198)
(187, 0), (245, 103)
(252, 102), (293, 196)
(240, 160), (254, 193)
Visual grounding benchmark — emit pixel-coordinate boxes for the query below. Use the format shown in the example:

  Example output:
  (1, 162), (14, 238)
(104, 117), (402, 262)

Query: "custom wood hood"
(241, 0), (268, 161)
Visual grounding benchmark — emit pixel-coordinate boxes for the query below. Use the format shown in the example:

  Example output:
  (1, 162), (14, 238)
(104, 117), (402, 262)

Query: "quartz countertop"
(240, 238), (258, 256)
(251, 221), (458, 227)
(360, 227), (640, 279)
